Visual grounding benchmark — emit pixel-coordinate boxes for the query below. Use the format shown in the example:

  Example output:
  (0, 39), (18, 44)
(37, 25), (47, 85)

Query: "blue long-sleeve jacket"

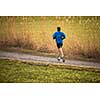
(52, 31), (66, 44)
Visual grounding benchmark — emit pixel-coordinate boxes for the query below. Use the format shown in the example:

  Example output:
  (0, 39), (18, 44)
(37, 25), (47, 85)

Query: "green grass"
(0, 59), (100, 83)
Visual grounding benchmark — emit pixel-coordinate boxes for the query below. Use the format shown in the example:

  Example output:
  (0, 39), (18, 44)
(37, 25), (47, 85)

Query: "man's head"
(57, 27), (61, 32)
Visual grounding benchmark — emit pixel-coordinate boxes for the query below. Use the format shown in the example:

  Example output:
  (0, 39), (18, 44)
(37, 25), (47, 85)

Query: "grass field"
(0, 16), (100, 59)
(0, 59), (100, 83)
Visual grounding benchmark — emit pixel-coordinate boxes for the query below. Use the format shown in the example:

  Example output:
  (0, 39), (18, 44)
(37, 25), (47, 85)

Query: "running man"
(52, 27), (66, 62)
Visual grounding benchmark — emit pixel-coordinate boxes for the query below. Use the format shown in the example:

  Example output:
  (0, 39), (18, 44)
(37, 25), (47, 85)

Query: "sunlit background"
(0, 16), (100, 59)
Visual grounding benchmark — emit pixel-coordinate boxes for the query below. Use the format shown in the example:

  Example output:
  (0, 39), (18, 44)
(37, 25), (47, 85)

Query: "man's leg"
(58, 47), (65, 62)
(57, 48), (61, 61)
(58, 48), (64, 57)
(57, 43), (65, 62)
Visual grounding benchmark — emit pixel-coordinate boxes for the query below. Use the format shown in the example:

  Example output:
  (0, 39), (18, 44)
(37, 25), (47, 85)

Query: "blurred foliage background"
(0, 16), (100, 59)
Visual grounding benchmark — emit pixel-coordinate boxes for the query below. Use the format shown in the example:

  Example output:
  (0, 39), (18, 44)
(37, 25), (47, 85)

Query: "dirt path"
(0, 51), (100, 68)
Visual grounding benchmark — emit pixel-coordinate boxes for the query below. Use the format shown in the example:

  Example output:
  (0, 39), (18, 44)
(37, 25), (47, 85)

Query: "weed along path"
(0, 51), (100, 68)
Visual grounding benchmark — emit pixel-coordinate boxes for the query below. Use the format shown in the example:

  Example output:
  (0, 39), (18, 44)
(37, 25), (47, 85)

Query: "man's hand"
(62, 36), (65, 40)
(53, 36), (56, 39)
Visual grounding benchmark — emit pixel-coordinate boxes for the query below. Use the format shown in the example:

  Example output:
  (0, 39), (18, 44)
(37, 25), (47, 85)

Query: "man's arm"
(52, 33), (56, 39)
(62, 32), (66, 39)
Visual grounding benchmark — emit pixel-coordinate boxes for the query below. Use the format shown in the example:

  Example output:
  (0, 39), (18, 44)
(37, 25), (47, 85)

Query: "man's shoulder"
(59, 32), (65, 35)
(54, 31), (65, 34)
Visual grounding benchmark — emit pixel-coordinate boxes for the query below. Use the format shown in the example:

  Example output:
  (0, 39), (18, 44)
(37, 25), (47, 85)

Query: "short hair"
(57, 27), (61, 31)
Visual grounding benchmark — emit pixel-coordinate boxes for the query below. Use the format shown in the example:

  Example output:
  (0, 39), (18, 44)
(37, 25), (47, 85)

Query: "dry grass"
(0, 16), (100, 59)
